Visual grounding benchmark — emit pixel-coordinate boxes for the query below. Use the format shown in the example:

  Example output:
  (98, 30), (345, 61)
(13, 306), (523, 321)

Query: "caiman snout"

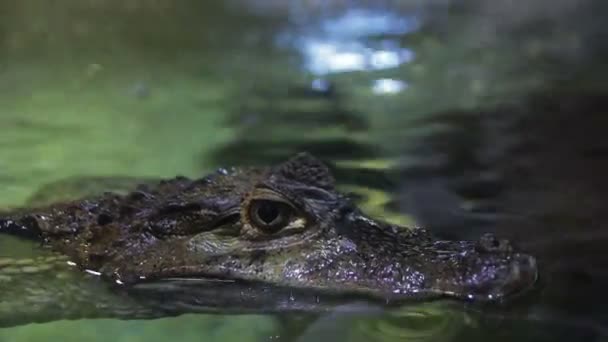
(498, 253), (538, 299)
(436, 233), (538, 301)
(472, 233), (538, 300)
(394, 229), (539, 302)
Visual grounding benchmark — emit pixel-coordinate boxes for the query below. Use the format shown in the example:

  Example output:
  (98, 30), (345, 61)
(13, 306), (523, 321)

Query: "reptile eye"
(248, 200), (294, 233)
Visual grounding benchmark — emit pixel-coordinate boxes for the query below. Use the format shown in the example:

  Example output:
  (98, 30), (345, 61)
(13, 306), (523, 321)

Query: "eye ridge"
(248, 199), (294, 233)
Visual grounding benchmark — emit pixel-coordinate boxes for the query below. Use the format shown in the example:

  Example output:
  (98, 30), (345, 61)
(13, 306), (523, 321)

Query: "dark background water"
(1, 0), (607, 341)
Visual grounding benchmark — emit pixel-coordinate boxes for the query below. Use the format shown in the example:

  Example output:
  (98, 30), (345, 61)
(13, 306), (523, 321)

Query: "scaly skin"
(0, 153), (538, 327)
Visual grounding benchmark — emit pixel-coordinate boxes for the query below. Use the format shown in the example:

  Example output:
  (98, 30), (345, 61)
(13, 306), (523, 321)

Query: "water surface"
(1, 1), (606, 341)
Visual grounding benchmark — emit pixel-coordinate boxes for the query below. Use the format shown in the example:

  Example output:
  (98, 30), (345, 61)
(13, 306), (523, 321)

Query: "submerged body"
(0, 153), (538, 326)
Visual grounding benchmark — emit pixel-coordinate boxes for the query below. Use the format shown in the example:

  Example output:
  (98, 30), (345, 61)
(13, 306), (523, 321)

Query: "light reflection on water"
(275, 7), (415, 95)
(0, 0), (606, 341)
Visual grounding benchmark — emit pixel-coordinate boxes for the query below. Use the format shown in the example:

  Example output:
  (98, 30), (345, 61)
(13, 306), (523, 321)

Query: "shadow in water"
(207, 79), (397, 191)
(392, 85), (608, 340)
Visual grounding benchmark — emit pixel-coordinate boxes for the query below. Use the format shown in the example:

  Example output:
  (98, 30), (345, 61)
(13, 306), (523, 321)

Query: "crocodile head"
(30, 153), (538, 313)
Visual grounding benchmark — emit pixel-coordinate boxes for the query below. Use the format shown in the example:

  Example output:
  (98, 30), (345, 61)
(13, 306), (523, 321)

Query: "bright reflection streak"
(372, 78), (408, 94)
(299, 39), (414, 75)
(321, 9), (420, 38)
(304, 41), (366, 74)
(371, 49), (414, 69)
(277, 8), (419, 76)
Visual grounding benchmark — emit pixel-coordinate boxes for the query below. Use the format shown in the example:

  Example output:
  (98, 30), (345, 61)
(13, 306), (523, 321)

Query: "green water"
(0, 59), (233, 209)
(0, 54), (469, 340)
(0, 0), (606, 341)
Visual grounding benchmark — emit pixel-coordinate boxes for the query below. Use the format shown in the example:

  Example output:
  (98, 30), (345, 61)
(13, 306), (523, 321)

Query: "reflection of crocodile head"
(3, 153), (537, 314)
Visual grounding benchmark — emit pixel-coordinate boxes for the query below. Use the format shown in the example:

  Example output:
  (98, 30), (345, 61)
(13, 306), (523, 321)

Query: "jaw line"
(126, 265), (538, 308)
(128, 274), (443, 304)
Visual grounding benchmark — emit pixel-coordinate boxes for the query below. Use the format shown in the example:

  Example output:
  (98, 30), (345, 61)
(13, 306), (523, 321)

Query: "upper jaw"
(123, 250), (538, 313)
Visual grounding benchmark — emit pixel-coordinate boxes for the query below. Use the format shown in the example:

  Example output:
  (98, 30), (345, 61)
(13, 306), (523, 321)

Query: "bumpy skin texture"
(0, 153), (538, 323)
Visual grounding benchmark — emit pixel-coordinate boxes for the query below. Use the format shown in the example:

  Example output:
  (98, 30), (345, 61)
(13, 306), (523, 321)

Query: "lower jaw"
(124, 277), (445, 315)
(125, 274), (537, 316)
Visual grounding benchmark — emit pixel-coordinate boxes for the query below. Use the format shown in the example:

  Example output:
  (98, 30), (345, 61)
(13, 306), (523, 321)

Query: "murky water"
(1, 0), (607, 341)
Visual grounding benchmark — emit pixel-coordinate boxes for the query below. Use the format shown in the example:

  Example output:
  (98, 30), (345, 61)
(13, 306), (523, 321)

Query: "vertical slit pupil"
(257, 202), (280, 224)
